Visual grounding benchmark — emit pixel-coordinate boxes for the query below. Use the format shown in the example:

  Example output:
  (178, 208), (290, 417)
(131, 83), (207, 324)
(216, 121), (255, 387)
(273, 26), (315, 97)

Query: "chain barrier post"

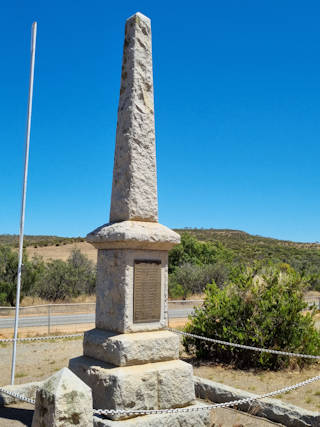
(48, 305), (51, 335)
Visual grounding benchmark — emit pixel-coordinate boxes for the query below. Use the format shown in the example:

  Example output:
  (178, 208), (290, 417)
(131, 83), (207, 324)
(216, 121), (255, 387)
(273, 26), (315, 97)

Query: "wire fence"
(0, 296), (317, 332)
(0, 300), (204, 334)
(305, 296), (320, 310)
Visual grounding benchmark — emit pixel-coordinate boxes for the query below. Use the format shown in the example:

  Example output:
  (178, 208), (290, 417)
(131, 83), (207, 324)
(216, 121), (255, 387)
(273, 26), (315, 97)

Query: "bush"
(169, 262), (229, 299)
(168, 234), (234, 274)
(66, 249), (96, 295)
(34, 249), (96, 301)
(0, 246), (44, 306)
(184, 266), (320, 369)
(35, 259), (70, 301)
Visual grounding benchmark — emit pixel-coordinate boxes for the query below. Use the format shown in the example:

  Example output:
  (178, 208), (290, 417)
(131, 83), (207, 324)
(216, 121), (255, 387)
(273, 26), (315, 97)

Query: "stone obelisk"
(69, 12), (210, 426)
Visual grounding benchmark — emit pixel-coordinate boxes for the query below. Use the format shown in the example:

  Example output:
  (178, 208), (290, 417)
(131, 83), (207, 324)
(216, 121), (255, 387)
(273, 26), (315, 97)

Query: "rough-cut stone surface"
(69, 357), (195, 421)
(93, 401), (212, 426)
(0, 381), (42, 406)
(87, 221), (180, 250)
(109, 12), (158, 223)
(194, 376), (320, 427)
(83, 329), (179, 366)
(32, 368), (93, 427)
(95, 249), (168, 333)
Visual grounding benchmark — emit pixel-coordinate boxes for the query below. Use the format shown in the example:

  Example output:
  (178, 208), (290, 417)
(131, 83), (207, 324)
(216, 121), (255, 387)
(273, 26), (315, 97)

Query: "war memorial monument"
(31, 12), (211, 426)
(69, 11), (211, 427)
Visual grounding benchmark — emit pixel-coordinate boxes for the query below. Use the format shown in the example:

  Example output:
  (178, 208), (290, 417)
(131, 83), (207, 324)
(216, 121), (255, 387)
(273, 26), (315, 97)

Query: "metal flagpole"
(11, 22), (37, 385)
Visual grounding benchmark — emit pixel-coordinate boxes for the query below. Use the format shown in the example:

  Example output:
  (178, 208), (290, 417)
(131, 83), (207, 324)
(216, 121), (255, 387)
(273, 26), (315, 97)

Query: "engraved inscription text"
(134, 260), (161, 323)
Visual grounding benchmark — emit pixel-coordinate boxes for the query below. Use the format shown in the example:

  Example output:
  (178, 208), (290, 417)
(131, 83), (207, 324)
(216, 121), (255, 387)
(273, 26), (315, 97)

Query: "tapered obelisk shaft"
(110, 12), (158, 223)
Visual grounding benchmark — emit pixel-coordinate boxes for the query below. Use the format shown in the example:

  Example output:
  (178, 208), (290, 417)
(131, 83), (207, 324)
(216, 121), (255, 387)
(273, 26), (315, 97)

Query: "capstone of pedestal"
(83, 329), (179, 366)
(69, 357), (195, 421)
(87, 221), (180, 251)
(93, 401), (212, 426)
(95, 249), (168, 333)
(31, 367), (93, 427)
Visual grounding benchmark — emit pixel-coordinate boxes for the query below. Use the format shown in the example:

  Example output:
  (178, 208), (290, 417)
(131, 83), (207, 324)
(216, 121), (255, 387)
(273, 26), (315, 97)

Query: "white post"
(48, 304), (51, 335)
(10, 22), (37, 385)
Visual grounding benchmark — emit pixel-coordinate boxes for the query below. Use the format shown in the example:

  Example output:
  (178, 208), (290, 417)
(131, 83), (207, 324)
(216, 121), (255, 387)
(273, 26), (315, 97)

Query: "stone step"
(83, 329), (179, 367)
(69, 356), (195, 421)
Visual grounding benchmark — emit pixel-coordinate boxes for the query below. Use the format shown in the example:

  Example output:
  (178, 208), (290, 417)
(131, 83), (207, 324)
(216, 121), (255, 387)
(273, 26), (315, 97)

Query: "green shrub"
(168, 233), (234, 274)
(169, 262), (229, 299)
(0, 246), (44, 306)
(184, 266), (320, 369)
(35, 260), (70, 301)
(34, 249), (96, 301)
(66, 249), (96, 295)
(168, 281), (185, 299)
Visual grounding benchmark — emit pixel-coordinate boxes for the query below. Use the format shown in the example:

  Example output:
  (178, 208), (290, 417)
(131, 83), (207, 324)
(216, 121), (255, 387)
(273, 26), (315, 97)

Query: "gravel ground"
(0, 337), (83, 386)
(194, 363), (320, 412)
(1, 337), (315, 426)
(0, 402), (283, 426)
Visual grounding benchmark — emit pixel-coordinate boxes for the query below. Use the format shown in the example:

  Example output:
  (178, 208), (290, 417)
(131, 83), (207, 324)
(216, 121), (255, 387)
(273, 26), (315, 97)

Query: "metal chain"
(1, 373), (320, 415)
(94, 373), (320, 416)
(0, 333), (83, 343)
(1, 328), (320, 415)
(168, 328), (320, 360)
(0, 386), (35, 405)
(1, 328), (318, 360)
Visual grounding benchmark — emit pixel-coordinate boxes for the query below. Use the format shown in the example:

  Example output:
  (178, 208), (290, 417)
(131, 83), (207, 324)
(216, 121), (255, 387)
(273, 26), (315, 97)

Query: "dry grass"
(0, 319), (187, 339)
(21, 294), (96, 307)
(0, 323), (94, 339)
(193, 362), (320, 412)
(25, 242), (97, 263)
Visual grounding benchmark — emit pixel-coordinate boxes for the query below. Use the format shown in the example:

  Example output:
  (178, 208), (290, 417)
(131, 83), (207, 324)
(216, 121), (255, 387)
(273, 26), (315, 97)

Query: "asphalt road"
(0, 307), (195, 329)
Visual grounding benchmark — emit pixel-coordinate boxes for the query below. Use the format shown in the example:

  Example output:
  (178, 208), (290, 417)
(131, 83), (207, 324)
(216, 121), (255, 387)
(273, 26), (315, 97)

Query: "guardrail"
(0, 300), (204, 333)
(304, 296), (320, 310)
(0, 297), (318, 333)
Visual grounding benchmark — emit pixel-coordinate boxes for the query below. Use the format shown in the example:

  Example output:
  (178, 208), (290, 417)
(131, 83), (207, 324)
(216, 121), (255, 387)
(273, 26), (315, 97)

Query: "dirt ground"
(1, 319), (319, 412)
(0, 318), (187, 339)
(193, 362), (320, 412)
(0, 323), (95, 339)
(0, 337), (320, 427)
(25, 242), (97, 263)
(0, 402), (284, 426)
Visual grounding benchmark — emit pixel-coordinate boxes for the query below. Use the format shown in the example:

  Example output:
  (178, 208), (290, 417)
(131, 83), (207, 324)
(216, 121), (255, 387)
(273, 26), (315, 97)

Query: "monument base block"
(83, 329), (180, 366)
(69, 356), (195, 421)
(93, 401), (212, 426)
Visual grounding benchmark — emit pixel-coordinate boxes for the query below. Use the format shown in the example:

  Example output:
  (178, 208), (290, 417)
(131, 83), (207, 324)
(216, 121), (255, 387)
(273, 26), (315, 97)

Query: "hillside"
(174, 228), (320, 274)
(2, 229), (320, 250)
(1, 229), (320, 275)
(175, 228), (320, 249)
(0, 234), (84, 248)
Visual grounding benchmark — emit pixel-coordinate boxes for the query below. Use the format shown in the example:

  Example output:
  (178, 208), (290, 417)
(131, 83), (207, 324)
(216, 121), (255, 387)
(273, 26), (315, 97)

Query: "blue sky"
(1, 1), (320, 242)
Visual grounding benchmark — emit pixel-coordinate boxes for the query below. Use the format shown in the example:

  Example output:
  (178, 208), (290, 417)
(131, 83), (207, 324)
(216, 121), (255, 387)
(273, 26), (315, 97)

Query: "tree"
(169, 262), (229, 299)
(0, 246), (43, 306)
(34, 249), (96, 301)
(168, 233), (234, 273)
(66, 249), (96, 295)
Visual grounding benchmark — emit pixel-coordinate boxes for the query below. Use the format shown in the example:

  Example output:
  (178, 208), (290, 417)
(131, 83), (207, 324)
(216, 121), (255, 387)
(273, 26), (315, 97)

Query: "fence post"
(48, 305), (51, 335)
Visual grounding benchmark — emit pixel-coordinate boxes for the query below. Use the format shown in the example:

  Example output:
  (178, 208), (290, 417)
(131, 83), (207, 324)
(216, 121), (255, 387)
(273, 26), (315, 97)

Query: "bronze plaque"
(134, 260), (161, 323)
